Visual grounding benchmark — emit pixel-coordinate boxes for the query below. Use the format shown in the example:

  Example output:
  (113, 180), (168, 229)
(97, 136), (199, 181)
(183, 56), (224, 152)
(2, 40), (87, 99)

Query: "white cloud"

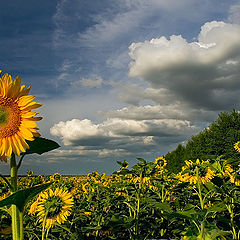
(128, 21), (240, 110)
(100, 104), (217, 122)
(49, 4), (240, 168)
(50, 119), (105, 145)
(50, 117), (198, 147)
(72, 76), (103, 88)
(143, 136), (155, 145)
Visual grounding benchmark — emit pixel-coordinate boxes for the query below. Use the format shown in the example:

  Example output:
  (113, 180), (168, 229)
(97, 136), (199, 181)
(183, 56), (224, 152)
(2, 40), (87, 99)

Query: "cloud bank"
(129, 21), (240, 110)
(50, 20), (240, 164)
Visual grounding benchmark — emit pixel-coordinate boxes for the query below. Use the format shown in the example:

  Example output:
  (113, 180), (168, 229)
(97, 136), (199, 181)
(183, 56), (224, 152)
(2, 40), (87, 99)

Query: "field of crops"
(2, 153), (240, 240)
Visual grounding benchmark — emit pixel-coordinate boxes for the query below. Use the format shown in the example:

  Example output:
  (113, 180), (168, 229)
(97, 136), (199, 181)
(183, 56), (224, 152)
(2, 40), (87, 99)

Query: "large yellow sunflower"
(29, 188), (74, 229)
(0, 71), (42, 161)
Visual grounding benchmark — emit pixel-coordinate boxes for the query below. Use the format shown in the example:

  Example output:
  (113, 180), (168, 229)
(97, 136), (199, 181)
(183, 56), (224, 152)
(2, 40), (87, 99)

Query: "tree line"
(165, 110), (240, 173)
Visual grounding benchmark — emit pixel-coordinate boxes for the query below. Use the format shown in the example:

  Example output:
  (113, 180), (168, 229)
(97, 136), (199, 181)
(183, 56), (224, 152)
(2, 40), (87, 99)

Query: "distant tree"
(165, 144), (185, 173)
(166, 110), (240, 173)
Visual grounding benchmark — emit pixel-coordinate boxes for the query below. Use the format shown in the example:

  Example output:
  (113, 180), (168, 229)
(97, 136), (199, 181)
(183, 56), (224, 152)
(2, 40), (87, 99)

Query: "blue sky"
(1, 0), (240, 175)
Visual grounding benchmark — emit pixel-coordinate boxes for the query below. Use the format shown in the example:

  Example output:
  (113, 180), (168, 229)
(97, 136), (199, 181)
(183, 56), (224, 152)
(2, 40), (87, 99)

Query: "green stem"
(226, 203), (237, 239)
(135, 171), (142, 236)
(200, 221), (205, 240)
(196, 167), (204, 210)
(10, 154), (24, 240)
(196, 166), (205, 240)
(41, 209), (49, 240)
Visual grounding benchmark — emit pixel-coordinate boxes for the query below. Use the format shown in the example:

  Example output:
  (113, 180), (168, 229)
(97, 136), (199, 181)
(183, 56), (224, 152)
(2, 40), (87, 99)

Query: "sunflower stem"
(41, 209), (49, 240)
(196, 166), (205, 240)
(10, 154), (24, 240)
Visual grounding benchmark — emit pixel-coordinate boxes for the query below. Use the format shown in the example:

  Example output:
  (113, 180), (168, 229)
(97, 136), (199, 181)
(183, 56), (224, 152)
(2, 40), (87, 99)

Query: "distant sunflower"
(154, 156), (167, 169)
(229, 164), (240, 186)
(121, 160), (129, 170)
(176, 159), (215, 184)
(50, 172), (62, 182)
(0, 71), (42, 161)
(234, 141), (240, 153)
(223, 164), (234, 177)
(30, 188), (74, 229)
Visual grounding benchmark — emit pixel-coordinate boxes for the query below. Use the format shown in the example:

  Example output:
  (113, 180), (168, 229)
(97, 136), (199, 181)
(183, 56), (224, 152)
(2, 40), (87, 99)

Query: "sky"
(0, 0), (240, 175)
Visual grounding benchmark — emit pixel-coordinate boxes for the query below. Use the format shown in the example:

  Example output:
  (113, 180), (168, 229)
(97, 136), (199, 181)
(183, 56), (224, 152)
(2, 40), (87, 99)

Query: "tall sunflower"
(0, 71), (42, 161)
(29, 188), (74, 229)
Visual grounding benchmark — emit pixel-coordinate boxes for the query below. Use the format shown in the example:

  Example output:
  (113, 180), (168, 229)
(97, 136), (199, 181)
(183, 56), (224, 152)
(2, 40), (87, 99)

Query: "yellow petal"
(18, 126), (34, 141)
(22, 112), (38, 118)
(20, 102), (42, 111)
(18, 95), (35, 107)
(21, 119), (37, 129)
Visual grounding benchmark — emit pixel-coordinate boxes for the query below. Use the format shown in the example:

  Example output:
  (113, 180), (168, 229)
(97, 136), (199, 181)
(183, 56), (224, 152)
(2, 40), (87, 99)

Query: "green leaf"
(169, 212), (194, 221)
(137, 158), (146, 164)
(183, 204), (196, 211)
(24, 137), (60, 155)
(206, 202), (227, 213)
(0, 183), (51, 212)
(146, 198), (172, 213)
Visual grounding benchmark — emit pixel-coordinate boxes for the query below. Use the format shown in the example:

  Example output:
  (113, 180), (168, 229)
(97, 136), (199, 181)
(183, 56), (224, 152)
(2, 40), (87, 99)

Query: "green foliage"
(0, 183), (51, 212)
(24, 137), (60, 155)
(166, 110), (240, 173)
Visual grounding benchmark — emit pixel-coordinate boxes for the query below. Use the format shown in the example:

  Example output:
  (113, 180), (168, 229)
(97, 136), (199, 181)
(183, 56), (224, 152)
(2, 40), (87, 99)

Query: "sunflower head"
(30, 188), (74, 229)
(27, 170), (33, 177)
(121, 160), (129, 170)
(154, 156), (167, 169)
(50, 173), (62, 182)
(0, 71), (42, 161)
(234, 141), (240, 153)
(177, 159), (215, 184)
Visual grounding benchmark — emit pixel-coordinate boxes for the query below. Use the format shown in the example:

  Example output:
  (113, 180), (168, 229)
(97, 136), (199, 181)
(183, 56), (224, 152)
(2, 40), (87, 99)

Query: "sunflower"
(27, 170), (33, 177)
(228, 164), (240, 186)
(176, 159), (215, 184)
(50, 172), (62, 182)
(0, 71), (42, 161)
(223, 164), (234, 177)
(121, 160), (129, 170)
(154, 156), (167, 169)
(29, 188), (74, 229)
(234, 141), (240, 153)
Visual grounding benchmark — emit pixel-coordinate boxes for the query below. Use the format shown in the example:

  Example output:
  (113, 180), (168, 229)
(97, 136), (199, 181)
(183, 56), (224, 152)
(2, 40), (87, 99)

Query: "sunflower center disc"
(0, 107), (9, 126)
(0, 97), (21, 138)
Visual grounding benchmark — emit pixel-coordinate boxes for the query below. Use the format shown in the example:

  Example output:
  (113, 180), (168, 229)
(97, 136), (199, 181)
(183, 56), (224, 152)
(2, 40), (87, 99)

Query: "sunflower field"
(1, 72), (240, 240)
(2, 154), (240, 239)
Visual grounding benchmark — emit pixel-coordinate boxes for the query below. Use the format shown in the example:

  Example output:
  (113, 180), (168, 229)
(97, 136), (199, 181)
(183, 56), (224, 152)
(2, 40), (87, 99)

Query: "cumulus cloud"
(100, 104), (217, 123)
(50, 117), (198, 157)
(72, 76), (103, 88)
(50, 119), (107, 146)
(129, 21), (240, 110)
